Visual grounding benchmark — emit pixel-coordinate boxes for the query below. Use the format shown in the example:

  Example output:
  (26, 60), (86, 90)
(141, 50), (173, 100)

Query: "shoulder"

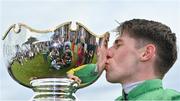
(163, 89), (180, 100)
(140, 88), (180, 100)
(74, 64), (97, 76)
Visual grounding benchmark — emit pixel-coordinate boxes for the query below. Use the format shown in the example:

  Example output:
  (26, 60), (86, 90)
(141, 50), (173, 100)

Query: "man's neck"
(122, 80), (145, 94)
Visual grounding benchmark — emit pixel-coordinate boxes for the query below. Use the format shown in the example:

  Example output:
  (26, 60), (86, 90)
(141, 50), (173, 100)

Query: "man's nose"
(107, 48), (113, 59)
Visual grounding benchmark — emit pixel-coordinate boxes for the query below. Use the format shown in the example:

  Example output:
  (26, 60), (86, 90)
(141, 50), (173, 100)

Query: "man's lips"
(105, 63), (109, 70)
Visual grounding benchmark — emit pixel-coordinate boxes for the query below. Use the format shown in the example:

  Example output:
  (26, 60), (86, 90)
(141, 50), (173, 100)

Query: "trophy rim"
(2, 21), (108, 40)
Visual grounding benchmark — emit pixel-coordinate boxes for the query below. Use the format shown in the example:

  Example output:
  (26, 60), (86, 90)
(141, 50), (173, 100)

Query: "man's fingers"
(74, 76), (81, 85)
(102, 33), (110, 48)
(76, 77), (82, 85)
(67, 74), (81, 85)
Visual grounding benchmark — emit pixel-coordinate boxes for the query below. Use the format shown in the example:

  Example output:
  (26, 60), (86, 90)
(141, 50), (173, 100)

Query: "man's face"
(105, 33), (142, 83)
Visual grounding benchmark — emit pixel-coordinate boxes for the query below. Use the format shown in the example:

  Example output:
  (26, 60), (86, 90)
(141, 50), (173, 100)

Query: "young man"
(102, 19), (180, 100)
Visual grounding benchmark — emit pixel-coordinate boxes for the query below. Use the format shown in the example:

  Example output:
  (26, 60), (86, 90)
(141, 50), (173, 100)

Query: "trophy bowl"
(2, 22), (109, 101)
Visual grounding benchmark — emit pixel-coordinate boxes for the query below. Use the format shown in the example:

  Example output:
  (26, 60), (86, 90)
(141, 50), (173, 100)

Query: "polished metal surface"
(3, 22), (108, 88)
(30, 78), (78, 101)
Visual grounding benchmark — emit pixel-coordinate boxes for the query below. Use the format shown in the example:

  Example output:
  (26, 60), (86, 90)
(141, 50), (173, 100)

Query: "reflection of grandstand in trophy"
(48, 22), (97, 70)
(4, 21), (103, 87)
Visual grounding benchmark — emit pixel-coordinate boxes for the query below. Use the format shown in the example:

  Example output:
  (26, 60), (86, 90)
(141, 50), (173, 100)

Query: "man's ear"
(140, 44), (156, 62)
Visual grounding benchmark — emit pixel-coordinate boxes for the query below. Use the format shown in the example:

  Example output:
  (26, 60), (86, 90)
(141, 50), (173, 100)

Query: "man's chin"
(106, 75), (117, 83)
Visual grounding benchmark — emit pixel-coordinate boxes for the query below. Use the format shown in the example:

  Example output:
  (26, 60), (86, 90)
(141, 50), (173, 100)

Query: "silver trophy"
(2, 22), (109, 101)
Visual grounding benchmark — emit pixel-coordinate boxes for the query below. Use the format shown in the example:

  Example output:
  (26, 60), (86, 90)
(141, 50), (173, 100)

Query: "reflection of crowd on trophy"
(14, 45), (24, 65)
(48, 26), (73, 70)
(13, 24), (97, 70)
(14, 41), (50, 65)
(76, 27), (97, 66)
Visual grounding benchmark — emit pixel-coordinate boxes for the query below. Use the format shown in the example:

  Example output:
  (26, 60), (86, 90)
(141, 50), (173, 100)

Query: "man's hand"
(97, 33), (109, 74)
(67, 74), (81, 85)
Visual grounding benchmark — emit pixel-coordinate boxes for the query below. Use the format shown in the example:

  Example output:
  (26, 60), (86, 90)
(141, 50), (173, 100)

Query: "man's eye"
(115, 40), (119, 44)
(115, 44), (121, 49)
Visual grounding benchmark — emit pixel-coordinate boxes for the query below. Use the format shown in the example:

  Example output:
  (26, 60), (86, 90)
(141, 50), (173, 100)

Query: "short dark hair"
(117, 19), (177, 78)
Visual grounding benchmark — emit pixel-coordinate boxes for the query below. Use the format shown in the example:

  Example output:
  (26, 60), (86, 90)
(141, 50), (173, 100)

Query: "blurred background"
(0, 0), (180, 101)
